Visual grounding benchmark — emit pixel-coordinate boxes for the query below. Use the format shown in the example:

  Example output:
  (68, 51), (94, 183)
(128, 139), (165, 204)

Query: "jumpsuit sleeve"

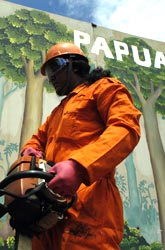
(20, 113), (51, 155)
(69, 78), (141, 184)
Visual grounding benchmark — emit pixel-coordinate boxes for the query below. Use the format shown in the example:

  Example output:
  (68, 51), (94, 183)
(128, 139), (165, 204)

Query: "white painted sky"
(93, 0), (165, 42)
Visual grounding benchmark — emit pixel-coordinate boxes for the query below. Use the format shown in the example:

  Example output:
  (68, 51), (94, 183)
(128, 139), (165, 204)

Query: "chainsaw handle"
(0, 170), (76, 207)
(0, 170), (54, 189)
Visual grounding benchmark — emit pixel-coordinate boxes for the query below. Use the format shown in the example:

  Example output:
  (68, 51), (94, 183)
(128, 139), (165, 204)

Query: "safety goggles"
(45, 57), (69, 76)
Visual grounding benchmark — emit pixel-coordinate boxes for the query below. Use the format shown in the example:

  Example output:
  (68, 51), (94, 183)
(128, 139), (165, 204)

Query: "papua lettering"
(74, 30), (165, 69)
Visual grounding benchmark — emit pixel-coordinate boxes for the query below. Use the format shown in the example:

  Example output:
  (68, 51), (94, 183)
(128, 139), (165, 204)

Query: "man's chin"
(53, 83), (69, 96)
(55, 89), (66, 96)
(55, 89), (62, 95)
(53, 85), (62, 96)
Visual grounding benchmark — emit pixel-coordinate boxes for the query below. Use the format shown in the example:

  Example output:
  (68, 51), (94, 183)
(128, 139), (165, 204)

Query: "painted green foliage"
(0, 9), (74, 147)
(0, 9), (73, 83)
(105, 37), (165, 115)
(116, 165), (159, 243)
(120, 222), (163, 250)
(0, 139), (19, 244)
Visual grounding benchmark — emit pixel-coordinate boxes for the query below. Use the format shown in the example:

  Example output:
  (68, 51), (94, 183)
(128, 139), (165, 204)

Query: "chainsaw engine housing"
(0, 155), (75, 236)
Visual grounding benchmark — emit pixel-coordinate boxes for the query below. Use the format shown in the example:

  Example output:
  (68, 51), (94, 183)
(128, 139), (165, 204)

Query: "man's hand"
(22, 147), (44, 158)
(47, 160), (87, 197)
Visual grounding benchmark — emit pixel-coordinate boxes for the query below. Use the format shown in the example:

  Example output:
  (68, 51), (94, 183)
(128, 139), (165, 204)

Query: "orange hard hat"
(41, 42), (87, 75)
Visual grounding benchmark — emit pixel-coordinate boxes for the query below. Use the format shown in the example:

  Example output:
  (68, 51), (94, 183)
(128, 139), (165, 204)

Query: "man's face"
(45, 57), (69, 96)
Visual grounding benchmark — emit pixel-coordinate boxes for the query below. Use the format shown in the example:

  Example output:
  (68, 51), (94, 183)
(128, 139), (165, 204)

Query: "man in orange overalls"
(21, 42), (141, 250)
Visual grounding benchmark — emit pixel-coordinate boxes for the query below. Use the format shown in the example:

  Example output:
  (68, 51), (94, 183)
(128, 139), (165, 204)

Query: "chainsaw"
(0, 155), (75, 249)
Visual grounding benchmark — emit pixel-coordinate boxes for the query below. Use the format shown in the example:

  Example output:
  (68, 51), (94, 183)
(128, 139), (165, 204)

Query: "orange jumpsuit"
(21, 77), (141, 250)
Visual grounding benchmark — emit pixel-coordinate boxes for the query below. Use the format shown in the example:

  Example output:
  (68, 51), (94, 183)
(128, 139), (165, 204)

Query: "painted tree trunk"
(19, 74), (44, 149)
(142, 101), (165, 249)
(125, 154), (142, 225)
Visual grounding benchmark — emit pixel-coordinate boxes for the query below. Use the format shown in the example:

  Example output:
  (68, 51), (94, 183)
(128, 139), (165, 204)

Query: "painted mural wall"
(0, 1), (165, 249)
